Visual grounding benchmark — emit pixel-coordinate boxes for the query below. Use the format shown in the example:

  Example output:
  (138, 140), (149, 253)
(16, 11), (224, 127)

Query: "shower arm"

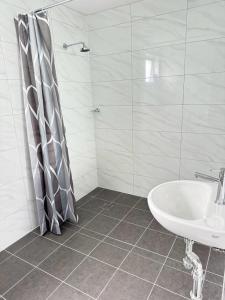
(63, 42), (84, 49)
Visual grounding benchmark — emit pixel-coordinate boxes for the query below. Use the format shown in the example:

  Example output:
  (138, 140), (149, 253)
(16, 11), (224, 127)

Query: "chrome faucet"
(195, 168), (225, 205)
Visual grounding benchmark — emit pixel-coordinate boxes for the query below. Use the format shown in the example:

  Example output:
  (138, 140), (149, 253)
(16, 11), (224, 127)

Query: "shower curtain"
(15, 12), (78, 235)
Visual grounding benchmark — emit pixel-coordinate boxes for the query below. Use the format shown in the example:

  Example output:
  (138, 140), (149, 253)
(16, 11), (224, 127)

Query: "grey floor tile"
(169, 238), (210, 269)
(99, 270), (152, 300)
(49, 284), (91, 300)
(0, 251), (10, 263)
(76, 195), (93, 208)
(6, 233), (37, 254)
(39, 246), (85, 280)
(115, 193), (140, 207)
(81, 197), (109, 213)
(65, 232), (100, 254)
(43, 225), (77, 244)
(97, 189), (121, 202)
(137, 229), (175, 256)
(66, 257), (115, 298)
(165, 258), (190, 274)
(4, 269), (60, 300)
(0, 256), (33, 295)
(156, 265), (192, 298)
(120, 252), (162, 283)
(102, 203), (131, 220)
(16, 236), (59, 266)
(203, 280), (222, 300)
(149, 219), (174, 236)
(90, 242), (128, 267)
(135, 198), (149, 211)
(149, 286), (185, 300)
(84, 214), (119, 235)
(109, 221), (145, 245)
(88, 187), (104, 197)
(77, 209), (99, 227)
(207, 249), (225, 276)
(124, 208), (153, 227)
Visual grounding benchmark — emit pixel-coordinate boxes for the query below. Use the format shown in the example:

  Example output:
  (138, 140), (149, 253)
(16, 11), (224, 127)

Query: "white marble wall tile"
(0, 207), (34, 251)
(0, 43), (6, 80)
(70, 155), (97, 178)
(0, 80), (12, 116)
(133, 105), (182, 131)
(67, 132), (96, 157)
(132, 11), (186, 51)
(86, 5), (130, 30)
(97, 149), (133, 173)
(50, 5), (86, 30)
(2, 42), (20, 79)
(132, 44), (185, 78)
(182, 105), (225, 134)
(133, 175), (166, 197)
(188, 0), (222, 8)
(92, 80), (132, 106)
(131, 0), (187, 20)
(55, 52), (91, 82)
(59, 82), (93, 109)
(62, 107), (95, 135)
(133, 76), (184, 105)
(0, 2), (20, 44)
(187, 2), (225, 42)
(0, 115), (17, 151)
(96, 129), (132, 153)
(95, 106), (132, 130)
(98, 169), (133, 194)
(184, 72), (225, 104)
(180, 158), (222, 179)
(74, 169), (98, 200)
(9, 80), (24, 114)
(181, 133), (225, 162)
(91, 52), (131, 82)
(89, 23), (131, 55)
(0, 179), (27, 219)
(133, 131), (181, 158)
(185, 38), (225, 74)
(134, 154), (180, 180)
(0, 148), (23, 187)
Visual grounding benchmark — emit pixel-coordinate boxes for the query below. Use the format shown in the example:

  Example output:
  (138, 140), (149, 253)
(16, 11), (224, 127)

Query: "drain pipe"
(183, 239), (205, 300)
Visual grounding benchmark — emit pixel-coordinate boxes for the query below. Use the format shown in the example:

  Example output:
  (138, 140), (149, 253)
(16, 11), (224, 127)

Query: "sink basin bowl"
(148, 180), (225, 249)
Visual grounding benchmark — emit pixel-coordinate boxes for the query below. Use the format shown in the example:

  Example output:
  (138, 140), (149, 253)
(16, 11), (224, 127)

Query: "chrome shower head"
(63, 42), (90, 52)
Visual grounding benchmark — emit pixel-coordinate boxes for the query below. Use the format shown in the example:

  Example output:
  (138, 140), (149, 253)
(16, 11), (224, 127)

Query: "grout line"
(178, 0), (188, 179)
(146, 236), (178, 299)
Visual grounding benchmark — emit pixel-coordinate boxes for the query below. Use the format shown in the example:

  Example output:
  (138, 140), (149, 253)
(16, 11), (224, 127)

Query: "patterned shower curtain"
(15, 12), (78, 235)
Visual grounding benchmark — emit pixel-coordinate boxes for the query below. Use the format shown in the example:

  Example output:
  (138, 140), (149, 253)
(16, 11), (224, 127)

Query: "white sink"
(148, 180), (225, 249)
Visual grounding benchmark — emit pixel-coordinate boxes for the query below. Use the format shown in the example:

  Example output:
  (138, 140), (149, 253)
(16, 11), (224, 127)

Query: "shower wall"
(0, 0), (97, 250)
(88, 0), (225, 196)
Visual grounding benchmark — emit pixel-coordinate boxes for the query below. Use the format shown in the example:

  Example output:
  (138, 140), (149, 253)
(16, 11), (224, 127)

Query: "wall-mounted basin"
(148, 180), (225, 250)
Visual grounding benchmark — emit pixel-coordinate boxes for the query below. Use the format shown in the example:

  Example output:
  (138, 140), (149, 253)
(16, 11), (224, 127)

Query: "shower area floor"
(0, 188), (224, 300)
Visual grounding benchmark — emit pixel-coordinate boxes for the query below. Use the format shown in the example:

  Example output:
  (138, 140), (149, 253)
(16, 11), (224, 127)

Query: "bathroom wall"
(88, 0), (225, 197)
(0, 0), (97, 250)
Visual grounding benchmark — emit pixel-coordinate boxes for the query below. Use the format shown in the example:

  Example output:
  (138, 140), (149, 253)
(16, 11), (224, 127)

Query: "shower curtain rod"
(34, 0), (73, 13)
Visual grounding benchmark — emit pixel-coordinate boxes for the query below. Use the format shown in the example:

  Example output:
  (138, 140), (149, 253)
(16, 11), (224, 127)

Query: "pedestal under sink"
(148, 180), (225, 249)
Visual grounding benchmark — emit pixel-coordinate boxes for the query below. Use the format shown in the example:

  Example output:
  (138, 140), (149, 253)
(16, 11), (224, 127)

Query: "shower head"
(63, 42), (90, 52)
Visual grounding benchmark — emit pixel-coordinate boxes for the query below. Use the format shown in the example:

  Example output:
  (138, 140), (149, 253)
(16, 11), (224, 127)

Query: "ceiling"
(63, 0), (139, 15)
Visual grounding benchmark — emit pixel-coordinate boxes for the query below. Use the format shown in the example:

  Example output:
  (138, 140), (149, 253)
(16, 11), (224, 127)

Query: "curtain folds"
(15, 12), (78, 235)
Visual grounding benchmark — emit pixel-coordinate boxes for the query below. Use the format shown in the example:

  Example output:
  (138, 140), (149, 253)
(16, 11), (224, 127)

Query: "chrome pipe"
(195, 172), (219, 182)
(34, 0), (73, 13)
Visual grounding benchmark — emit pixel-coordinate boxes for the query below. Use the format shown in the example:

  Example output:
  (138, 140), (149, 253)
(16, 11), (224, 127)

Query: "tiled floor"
(0, 187), (225, 300)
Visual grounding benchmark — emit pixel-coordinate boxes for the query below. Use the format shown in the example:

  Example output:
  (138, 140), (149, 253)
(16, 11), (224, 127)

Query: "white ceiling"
(64, 0), (139, 15)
